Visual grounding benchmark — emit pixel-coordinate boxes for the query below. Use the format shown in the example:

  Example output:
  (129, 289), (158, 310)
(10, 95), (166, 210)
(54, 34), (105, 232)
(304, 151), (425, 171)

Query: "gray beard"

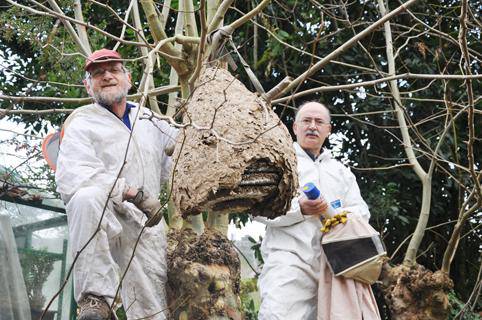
(93, 88), (127, 107)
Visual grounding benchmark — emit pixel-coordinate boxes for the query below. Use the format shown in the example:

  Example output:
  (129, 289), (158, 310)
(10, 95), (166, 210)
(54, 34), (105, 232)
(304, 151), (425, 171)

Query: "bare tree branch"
(229, 0), (271, 30)
(45, 0), (91, 55)
(207, 0), (234, 34)
(0, 85), (179, 106)
(277, 0), (419, 99)
(272, 73), (482, 104)
(441, 0), (481, 274)
(72, 0), (91, 54)
(5, 0), (149, 48)
(189, 0), (207, 88)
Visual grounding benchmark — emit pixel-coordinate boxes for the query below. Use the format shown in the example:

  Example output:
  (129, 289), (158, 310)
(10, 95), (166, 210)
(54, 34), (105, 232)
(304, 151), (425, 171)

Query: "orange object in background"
(41, 131), (62, 171)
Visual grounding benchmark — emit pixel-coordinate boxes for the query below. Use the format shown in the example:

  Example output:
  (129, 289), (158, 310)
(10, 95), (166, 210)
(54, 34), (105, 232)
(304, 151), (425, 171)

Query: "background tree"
(0, 0), (480, 318)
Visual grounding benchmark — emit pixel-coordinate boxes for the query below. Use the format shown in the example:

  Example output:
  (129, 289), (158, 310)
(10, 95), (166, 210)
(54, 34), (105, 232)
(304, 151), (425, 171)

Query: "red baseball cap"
(84, 49), (122, 71)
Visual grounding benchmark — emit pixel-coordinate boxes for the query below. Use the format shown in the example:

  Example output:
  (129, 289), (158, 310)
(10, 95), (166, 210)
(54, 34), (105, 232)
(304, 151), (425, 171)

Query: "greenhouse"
(0, 193), (74, 320)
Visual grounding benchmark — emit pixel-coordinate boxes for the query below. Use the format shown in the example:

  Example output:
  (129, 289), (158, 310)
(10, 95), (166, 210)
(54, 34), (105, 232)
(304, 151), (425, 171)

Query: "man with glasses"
(257, 102), (371, 319)
(56, 49), (177, 319)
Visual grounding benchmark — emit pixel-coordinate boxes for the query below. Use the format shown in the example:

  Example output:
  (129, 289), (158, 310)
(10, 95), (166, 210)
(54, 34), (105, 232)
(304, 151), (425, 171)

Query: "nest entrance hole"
(208, 159), (282, 213)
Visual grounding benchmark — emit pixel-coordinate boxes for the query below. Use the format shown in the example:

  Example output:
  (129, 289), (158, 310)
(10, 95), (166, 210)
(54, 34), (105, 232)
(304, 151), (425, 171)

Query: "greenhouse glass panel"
(1, 197), (74, 320)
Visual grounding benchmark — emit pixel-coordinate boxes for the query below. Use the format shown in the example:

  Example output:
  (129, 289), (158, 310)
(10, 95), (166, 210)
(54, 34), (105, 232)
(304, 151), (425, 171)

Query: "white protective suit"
(55, 102), (177, 319)
(256, 142), (370, 320)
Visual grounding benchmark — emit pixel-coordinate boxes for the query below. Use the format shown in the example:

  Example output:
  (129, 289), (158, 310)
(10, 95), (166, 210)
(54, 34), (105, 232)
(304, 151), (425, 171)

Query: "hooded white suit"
(256, 142), (371, 320)
(56, 103), (177, 319)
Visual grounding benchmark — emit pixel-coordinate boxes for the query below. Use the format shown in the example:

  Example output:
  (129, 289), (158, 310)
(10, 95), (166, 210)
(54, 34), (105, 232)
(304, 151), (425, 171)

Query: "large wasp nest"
(171, 67), (298, 219)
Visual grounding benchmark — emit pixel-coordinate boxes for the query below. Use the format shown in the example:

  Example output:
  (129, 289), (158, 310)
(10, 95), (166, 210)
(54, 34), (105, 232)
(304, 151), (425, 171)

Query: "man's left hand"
(126, 188), (164, 227)
(299, 196), (328, 217)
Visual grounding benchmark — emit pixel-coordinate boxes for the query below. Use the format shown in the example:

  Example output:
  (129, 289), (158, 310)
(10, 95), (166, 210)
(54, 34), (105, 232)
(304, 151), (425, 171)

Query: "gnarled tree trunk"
(380, 264), (453, 319)
(167, 229), (242, 320)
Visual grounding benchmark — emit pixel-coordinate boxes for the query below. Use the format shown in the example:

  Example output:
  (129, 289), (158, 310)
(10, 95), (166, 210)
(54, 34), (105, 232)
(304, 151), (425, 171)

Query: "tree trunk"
(166, 228), (242, 320)
(380, 264), (453, 320)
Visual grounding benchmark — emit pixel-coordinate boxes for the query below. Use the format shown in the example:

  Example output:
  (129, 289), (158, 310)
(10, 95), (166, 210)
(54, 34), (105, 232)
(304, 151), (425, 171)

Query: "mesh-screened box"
(322, 214), (386, 284)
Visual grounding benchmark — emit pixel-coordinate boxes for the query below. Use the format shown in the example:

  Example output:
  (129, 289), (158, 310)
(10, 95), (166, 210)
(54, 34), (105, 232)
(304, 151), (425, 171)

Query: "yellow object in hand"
(321, 211), (350, 233)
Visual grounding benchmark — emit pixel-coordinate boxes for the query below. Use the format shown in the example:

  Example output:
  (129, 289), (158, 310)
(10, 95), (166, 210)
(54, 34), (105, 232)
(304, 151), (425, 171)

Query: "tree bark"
(167, 228), (242, 320)
(380, 264), (453, 320)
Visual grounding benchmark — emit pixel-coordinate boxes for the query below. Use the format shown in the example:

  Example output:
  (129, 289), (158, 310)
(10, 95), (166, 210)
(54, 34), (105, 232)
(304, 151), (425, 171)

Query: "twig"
(229, 0), (271, 30)
(207, 0), (235, 34)
(72, 0), (91, 53)
(232, 241), (260, 277)
(45, 0), (91, 55)
(349, 163), (413, 171)
(5, 0), (149, 48)
(390, 220), (457, 260)
(189, 0), (207, 88)
(441, 0), (481, 274)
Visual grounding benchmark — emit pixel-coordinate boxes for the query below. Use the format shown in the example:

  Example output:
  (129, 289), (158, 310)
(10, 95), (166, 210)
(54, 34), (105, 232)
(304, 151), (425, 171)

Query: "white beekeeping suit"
(256, 142), (370, 320)
(56, 102), (177, 319)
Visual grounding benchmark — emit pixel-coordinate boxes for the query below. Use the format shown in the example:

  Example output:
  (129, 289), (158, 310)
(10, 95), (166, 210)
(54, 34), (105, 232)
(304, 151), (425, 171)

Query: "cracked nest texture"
(166, 229), (242, 320)
(171, 67), (298, 219)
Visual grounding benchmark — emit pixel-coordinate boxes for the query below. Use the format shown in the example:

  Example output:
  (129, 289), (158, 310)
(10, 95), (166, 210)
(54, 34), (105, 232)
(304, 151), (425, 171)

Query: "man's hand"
(299, 196), (328, 217)
(126, 188), (164, 227)
(123, 186), (139, 201)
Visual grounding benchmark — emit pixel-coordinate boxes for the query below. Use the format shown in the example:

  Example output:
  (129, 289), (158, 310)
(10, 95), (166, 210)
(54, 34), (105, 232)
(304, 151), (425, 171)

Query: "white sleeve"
(254, 196), (306, 227)
(154, 119), (179, 184)
(55, 119), (127, 204)
(341, 167), (370, 221)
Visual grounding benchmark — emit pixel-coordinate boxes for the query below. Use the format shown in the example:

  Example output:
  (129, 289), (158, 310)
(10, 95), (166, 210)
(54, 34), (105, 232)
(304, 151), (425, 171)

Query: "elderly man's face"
(293, 103), (331, 156)
(84, 61), (131, 107)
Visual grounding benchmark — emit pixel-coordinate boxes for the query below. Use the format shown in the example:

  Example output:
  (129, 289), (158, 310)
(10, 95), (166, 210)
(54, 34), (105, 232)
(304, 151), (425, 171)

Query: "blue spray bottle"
(302, 182), (338, 217)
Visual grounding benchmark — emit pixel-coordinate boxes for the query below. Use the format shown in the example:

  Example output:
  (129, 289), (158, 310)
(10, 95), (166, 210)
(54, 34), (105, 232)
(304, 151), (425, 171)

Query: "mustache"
(101, 83), (118, 87)
(305, 130), (319, 136)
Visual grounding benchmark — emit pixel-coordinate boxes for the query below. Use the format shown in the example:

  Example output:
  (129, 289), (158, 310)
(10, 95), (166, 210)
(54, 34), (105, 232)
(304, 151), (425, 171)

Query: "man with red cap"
(55, 48), (177, 319)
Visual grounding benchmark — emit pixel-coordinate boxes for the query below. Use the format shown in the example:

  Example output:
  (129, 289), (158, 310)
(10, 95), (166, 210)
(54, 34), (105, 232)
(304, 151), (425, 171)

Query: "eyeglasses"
(299, 117), (330, 127)
(88, 65), (125, 78)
